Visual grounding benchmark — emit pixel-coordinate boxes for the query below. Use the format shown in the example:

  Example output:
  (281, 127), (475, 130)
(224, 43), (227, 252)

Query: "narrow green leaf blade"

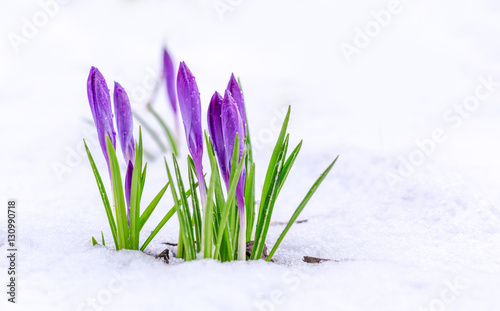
(106, 135), (129, 249)
(140, 205), (176, 251)
(260, 106), (290, 207)
(245, 162), (255, 242)
(252, 135), (289, 259)
(266, 156), (339, 261)
(139, 182), (169, 231)
(173, 156), (197, 258)
(132, 111), (167, 152)
(205, 132), (233, 260)
(84, 140), (118, 250)
(147, 105), (179, 155)
(214, 137), (247, 258)
(188, 162), (202, 253)
(140, 186), (195, 251)
(203, 165), (217, 258)
(129, 128), (143, 250)
(140, 162), (148, 199)
(277, 140), (303, 195)
(164, 157), (193, 259)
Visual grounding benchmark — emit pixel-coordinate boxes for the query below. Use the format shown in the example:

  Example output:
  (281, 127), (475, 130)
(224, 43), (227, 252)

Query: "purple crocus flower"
(208, 90), (246, 212)
(207, 91), (230, 185)
(114, 82), (135, 218)
(221, 90), (246, 198)
(221, 90), (246, 260)
(87, 67), (116, 169)
(226, 73), (246, 136)
(163, 47), (177, 115)
(176, 61), (206, 203)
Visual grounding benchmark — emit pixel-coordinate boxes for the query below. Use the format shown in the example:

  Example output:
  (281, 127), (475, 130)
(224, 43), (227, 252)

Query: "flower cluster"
(87, 67), (135, 219)
(175, 62), (249, 259)
(85, 67), (169, 251)
(169, 61), (338, 261)
(84, 50), (338, 261)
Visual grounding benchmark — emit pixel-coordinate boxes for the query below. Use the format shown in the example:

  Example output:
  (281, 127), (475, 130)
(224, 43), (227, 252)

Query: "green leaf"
(203, 145), (218, 258)
(252, 135), (289, 259)
(132, 111), (167, 152)
(259, 106), (290, 208)
(266, 156), (339, 261)
(252, 107), (291, 257)
(106, 135), (129, 249)
(245, 162), (255, 242)
(129, 128), (144, 250)
(140, 205), (176, 251)
(140, 162), (148, 199)
(172, 156), (197, 258)
(101, 231), (106, 246)
(84, 140), (118, 250)
(177, 230), (185, 259)
(214, 135), (247, 258)
(205, 132), (233, 261)
(276, 140), (303, 195)
(188, 160), (202, 253)
(92, 236), (98, 246)
(140, 186), (196, 251)
(147, 105), (179, 156)
(139, 182), (169, 231)
(230, 199), (238, 255)
(165, 157), (196, 260)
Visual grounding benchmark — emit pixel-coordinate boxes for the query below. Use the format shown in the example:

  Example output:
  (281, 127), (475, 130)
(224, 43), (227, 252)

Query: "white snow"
(1, 0), (500, 310)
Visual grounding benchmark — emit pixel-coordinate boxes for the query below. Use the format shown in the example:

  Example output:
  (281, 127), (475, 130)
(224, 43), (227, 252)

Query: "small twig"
(155, 248), (170, 264)
(246, 241), (273, 262)
(271, 219), (308, 226)
(303, 256), (334, 264)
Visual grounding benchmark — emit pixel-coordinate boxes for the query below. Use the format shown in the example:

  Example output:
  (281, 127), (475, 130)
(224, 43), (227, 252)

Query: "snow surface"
(2, 0), (500, 310)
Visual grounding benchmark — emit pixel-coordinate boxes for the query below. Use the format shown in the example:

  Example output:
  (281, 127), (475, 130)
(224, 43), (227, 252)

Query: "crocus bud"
(207, 91), (229, 185)
(226, 73), (246, 137)
(221, 90), (246, 215)
(221, 89), (247, 260)
(177, 61), (206, 202)
(114, 82), (135, 164)
(163, 47), (177, 115)
(114, 82), (135, 215)
(222, 90), (245, 174)
(87, 67), (116, 168)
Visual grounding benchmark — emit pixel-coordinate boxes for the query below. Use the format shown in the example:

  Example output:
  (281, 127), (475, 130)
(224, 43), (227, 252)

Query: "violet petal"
(163, 47), (177, 115)
(177, 61), (206, 197)
(227, 73), (246, 136)
(113, 82), (135, 164)
(207, 91), (229, 185)
(87, 67), (116, 168)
